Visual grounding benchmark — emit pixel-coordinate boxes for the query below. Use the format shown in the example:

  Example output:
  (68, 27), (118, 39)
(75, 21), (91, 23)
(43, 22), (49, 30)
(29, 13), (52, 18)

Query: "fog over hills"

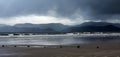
(0, 22), (120, 33)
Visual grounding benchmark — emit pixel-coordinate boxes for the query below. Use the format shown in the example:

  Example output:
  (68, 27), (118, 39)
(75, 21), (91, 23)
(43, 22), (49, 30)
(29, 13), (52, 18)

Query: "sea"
(0, 33), (119, 45)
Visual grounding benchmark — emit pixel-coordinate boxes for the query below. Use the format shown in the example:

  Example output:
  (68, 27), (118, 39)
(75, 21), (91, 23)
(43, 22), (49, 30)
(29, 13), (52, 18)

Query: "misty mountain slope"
(78, 22), (120, 28)
(79, 22), (113, 27)
(14, 23), (69, 32)
(70, 22), (120, 32)
(0, 23), (69, 33)
(0, 22), (120, 32)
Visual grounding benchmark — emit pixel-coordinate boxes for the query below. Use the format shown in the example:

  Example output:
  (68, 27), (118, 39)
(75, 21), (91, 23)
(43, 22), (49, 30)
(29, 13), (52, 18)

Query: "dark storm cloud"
(0, 0), (120, 21)
(84, 0), (120, 20)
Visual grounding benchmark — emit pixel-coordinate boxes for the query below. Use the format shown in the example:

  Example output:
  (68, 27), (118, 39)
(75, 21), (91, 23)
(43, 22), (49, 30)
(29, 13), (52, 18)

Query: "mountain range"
(70, 22), (120, 32)
(0, 22), (120, 33)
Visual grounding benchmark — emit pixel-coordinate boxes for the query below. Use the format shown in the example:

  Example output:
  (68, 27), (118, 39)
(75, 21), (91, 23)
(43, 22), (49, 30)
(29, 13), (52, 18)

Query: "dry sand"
(0, 43), (120, 57)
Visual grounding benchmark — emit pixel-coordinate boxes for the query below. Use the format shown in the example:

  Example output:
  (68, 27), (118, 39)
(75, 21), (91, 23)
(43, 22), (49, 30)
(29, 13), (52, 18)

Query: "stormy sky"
(0, 0), (119, 25)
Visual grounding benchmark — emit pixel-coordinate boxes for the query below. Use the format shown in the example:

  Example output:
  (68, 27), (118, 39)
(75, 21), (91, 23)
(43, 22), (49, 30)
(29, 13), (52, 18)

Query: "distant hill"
(14, 23), (69, 32)
(70, 22), (120, 32)
(0, 23), (69, 33)
(70, 24), (120, 32)
(0, 22), (120, 33)
(76, 22), (120, 28)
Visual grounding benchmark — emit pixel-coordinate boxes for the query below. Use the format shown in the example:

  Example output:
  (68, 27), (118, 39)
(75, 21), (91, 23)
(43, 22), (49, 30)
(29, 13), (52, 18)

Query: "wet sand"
(0, 43), (120, 57)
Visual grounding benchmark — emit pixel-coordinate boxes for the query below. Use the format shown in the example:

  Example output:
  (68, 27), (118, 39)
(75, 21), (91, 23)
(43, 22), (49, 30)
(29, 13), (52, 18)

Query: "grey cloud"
(0, 0), (58, 17)
(0, 0), (120, 21)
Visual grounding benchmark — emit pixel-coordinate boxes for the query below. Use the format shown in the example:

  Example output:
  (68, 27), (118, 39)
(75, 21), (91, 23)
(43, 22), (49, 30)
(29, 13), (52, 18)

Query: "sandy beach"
(0, 43), (119, 57)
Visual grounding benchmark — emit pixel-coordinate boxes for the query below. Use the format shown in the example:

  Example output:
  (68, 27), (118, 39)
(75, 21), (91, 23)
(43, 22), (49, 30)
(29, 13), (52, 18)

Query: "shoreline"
(0, 42), (119, 47)
(0, 43), (120, 57)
